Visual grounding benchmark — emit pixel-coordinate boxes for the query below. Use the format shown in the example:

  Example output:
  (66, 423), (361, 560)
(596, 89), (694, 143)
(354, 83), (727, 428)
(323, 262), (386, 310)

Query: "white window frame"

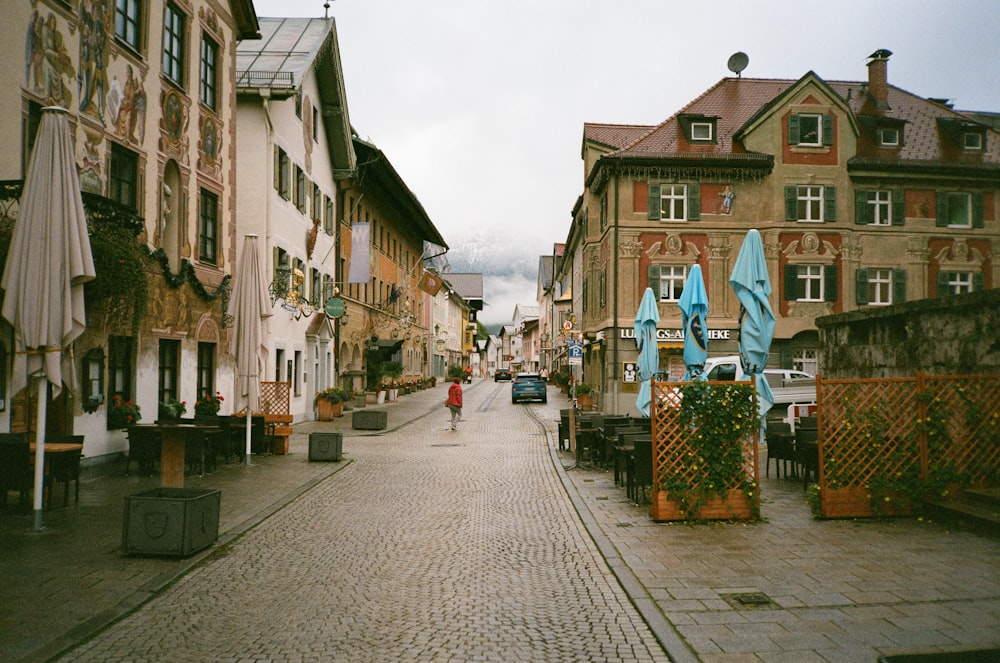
(690, 122), (713, 141)
(868, 190), (892, 226)
(797, 114), (822, 146)
(796, 265), (824, 302)
(659, 184), (687, 221)
(879, 127), (899, 146)
(945, 192), (972, 228)
(868, 268), (893, 306)
(794, 349), (818, 375)
(797, 186), (824, 222)
(943, 271), (974, 295)
(963, 132), (983, 150)
(658, 265), (687, 303)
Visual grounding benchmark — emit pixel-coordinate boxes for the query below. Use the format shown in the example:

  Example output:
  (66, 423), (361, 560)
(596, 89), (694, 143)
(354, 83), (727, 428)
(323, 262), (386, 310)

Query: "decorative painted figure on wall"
(26, 10), (74, 108)
(717, 185), (735, 214)
(78, 0), (111, 125)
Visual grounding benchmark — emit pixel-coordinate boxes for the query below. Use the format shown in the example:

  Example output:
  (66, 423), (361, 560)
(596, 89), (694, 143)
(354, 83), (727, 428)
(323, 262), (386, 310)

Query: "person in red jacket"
(446, 376), (463, 430)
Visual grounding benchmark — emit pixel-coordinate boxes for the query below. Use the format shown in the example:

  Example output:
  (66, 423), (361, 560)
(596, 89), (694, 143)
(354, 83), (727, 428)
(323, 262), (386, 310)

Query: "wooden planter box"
(821, 487), (913, 518)
(353, 410), (387, 430)
(122, 488), (221, 556)
(650, 488), (756, 522)
(308, 432), (343, 461)
(316, 398), (344, 421)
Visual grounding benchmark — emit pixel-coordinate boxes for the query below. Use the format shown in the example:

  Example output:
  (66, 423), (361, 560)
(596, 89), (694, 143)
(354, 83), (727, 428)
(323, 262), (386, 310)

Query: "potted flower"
(574, 384), (595, 410)
(194, 392), (224, 417)
(108, 394), (141, 430)
(315, 387), (345, 420)
(158, 399), (187, 421)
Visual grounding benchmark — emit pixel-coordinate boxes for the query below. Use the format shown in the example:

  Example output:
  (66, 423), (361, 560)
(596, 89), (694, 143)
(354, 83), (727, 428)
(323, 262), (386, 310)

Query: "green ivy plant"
(658, 380), (761, 520)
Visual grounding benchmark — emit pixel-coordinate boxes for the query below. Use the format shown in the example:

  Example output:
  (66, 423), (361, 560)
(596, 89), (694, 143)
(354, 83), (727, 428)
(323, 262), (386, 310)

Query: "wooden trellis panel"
(817, 373), (1000, 518)
(649, 379), (759, 521)
(259, 381), (291, 415)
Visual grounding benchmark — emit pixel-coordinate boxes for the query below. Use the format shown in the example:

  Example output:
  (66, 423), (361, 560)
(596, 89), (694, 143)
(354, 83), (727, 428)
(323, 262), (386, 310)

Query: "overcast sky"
(251, 0), (1000, 325)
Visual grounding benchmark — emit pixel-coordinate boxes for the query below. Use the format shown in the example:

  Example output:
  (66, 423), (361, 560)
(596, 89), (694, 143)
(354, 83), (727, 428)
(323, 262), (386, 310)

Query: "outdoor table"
(150, 423), (221, 488)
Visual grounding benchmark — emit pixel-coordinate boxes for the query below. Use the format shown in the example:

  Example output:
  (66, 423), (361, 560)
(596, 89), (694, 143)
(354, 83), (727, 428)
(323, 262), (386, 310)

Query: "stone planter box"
(650, 488), (756, 522)
(353, 410), (387, 430)
(309, 432), (343, 461)
(122, 488), (221, 556)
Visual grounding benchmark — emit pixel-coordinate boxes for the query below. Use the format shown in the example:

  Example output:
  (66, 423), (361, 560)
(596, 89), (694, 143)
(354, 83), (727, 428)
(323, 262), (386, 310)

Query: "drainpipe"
(612, 172), (620, 413)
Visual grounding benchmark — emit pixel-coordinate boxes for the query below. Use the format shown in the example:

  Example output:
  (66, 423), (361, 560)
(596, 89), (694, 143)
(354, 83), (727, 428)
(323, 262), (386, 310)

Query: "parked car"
(494, 368), (512, 382)
(511, 372), (547, 404)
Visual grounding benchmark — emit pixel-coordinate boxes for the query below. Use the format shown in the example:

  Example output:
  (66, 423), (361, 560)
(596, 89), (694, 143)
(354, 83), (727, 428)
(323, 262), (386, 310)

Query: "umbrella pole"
(245, 409), (253, 466)
(32, 377), (48, 531)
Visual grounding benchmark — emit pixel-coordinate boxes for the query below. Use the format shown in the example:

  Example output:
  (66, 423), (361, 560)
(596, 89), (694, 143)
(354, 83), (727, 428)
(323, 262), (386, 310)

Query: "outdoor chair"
(0, 433), (34, 512)
(125, 426), (161, 476)
(45, 434), (84, 508)
(765, 423), (797, 479)
(795, 426), (819, 489)
(610, 427), (644, 486)
(597, 417), (630, 466)
(626, 435), (653, 504)
(184, 427), (210, 476)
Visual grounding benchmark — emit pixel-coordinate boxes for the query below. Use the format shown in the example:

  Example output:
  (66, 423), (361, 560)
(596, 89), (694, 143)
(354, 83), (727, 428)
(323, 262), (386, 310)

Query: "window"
(274, 247), (290, 296)
(963, 132), (983, 150)
(162, 2), (185, 86)
(197, 342), (215, 401)
(108, 336), (134, 403)
(324, 196), (333, 234)
(855, 189), (903, 226)
(647, 183), (700, 221)
(200, 34), (218, 110)
(109, 143), (139, 210)
(295, 168), (306, 213)
(785, 185), (836, 222)
(599, 192), (607, 230)
(936, 192), (985, 228)
(276, 148), (290, 199)
(312, 184), (321, 222)
(793, 349), (818, 375)
(158, 339), (180, 406)
(879, 127), (900, 146)
(690, 122), (713, 141)
(198, 189), (218, 264)
(856, 268), (906, 306)
(937, 271), (981, 296)
(293, 351), (302, 396)
(647, 265), (687, 302)
(784, 264), (837, 302)
(788, 113), (833, 146)
(115, 0), (142, 51)
(312, 106), (319, 142)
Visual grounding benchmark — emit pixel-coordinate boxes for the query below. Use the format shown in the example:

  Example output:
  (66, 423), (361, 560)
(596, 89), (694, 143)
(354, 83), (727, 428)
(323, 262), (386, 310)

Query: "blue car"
(511, 372), (547, 404)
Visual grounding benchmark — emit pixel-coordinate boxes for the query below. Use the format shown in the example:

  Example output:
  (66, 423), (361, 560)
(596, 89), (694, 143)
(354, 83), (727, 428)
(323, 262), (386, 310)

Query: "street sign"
(324, 297), (346, 318)
(568, 342), (583, 366)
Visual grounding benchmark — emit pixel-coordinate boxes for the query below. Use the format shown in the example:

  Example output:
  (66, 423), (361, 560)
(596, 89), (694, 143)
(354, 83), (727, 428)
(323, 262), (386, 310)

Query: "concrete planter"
(309, 432), (343, 461)
(122, 488), (221, 556)
(352, 410), (387, 430)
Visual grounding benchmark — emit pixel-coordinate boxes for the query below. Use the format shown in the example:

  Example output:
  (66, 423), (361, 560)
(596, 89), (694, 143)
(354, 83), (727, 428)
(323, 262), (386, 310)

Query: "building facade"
(567, 50), (998, 415)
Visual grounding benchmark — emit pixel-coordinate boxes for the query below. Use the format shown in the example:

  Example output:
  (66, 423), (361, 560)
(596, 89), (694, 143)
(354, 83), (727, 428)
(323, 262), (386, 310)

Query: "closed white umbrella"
(227, 234), (271, 465)
(1, 107), (95, 530)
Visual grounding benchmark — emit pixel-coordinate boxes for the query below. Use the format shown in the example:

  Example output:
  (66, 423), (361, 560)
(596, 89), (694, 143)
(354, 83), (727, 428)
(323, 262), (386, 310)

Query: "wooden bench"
(266, 414), (293, 454)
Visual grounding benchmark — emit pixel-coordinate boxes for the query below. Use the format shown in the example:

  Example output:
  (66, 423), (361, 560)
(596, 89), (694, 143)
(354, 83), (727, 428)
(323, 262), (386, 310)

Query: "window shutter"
(972, 192), (984, 228)
(779, 348), (793, 369)
(687, 183), (700, 220)
(824, 186), (837, 222)
(973, 272), (985, 291)
(783, 264), (798, 300)
(855, 189), (870, 225)
(855, 269), (869, 305)
(788, 114), (800, 144)
(824, 265), (838, 302)
(273, 147), (280, 190)
(647, 266), (661, 298)
(822, 115), (834, 145)
(893, 269), (907, 303)
(785, 186), (798, 220)
(891, 189), (905, 226)
(935, 192), (948, 227)
(647, 183), (661, 220)
(936, 271), (949, 297)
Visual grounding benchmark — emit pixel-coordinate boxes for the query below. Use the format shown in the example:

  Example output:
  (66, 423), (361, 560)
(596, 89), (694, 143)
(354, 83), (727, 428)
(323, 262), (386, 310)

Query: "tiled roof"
(604, 75), (1000, 166)
(445, 273), (483, 300)
(584, 123), (654, 150)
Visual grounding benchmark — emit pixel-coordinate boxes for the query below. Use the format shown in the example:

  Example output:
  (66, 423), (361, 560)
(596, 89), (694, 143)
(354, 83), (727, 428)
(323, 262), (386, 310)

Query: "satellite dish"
(727, 52), (749, 77)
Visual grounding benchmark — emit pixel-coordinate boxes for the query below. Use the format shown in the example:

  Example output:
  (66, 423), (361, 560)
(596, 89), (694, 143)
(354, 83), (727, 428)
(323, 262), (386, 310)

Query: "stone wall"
(815, 289), (1000, 379)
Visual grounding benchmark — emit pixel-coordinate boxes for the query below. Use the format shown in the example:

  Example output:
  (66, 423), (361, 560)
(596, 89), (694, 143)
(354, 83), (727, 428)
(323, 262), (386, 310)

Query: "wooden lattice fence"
(259, 381), (291, 415)
(817, 373), (1000, 517)
(649, 379), (760, 521)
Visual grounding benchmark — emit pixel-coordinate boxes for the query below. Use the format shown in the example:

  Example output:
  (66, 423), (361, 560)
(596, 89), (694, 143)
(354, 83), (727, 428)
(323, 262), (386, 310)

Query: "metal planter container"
(309, 432), (343, 461)
(122, 488), (221, 556)
(352, 410), (387, 430)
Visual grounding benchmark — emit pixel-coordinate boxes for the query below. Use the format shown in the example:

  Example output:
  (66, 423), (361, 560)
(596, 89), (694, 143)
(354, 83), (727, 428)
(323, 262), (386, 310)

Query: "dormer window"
(937, 117), (988, 152)
(691, 122), (713, 141)
(879, 127), (900, 146)
(964, 132), (984, 151)
(678, 114), (718, 144)
(789, 113), (834, 147)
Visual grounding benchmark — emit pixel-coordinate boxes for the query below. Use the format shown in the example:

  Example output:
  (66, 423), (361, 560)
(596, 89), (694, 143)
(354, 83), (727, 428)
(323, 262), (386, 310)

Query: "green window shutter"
(785, 186), (798, 220)
(788, 114), (800, 144)
(891, 189), (905, 226)
(893, 269), (907, 303)
(779, 347), (793, 369)
(855, 269), (869, 305)
(972, 192), (984, 228)
(824, 265), (838, 302)
(855, 189), (870, 225)
(936, 271), (949, 297)
(824, 186), (837, 222)
(647, 183), (661, 220)
(687, 183), (700, 220)
(647, 266), (661, 298)
(273, 147), (280, 190)
(783, 264), (798, 300)
(973, 272), (985, 291)
(822, 115), (834, 145)
(935, 192), (949, 227)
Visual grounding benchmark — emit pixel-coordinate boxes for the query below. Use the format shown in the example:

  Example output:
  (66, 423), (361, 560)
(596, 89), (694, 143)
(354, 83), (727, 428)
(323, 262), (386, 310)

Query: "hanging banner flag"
(347, 223), (370, 284)
(417, 270), (443, 296)
(422, 240), (449, 273)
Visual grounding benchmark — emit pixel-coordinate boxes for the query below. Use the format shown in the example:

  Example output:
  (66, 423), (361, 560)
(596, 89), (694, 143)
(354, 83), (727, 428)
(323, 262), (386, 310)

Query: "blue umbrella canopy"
(729, 230), (776, 418)
(677, 264), (709, 380)
(633, 287), (660, 417)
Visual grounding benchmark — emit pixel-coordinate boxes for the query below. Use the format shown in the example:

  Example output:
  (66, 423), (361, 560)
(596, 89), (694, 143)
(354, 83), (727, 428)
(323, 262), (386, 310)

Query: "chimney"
(866, 49), (892, 111)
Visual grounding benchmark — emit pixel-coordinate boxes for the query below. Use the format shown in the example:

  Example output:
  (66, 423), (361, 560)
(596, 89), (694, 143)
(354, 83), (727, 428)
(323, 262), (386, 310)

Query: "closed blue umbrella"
(729, 229), (776, 419)
(677, 264), (709, 380)
(633, 287), (660, 417)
